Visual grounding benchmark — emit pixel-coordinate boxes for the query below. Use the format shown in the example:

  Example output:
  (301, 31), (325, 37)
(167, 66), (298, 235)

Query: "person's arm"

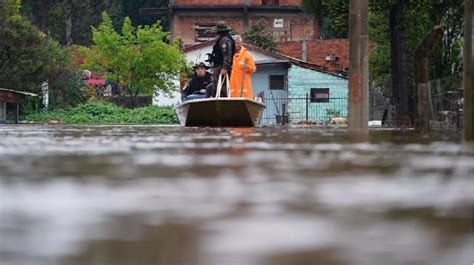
(182, 78), (193, 96)
(244, 51), (256, 74)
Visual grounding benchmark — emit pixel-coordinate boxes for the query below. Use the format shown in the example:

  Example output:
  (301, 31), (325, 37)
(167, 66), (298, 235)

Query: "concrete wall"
(288, 65), (348, 122)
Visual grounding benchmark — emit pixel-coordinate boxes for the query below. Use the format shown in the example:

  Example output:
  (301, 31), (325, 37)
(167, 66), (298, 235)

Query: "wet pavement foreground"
(0, 125), (473, 265)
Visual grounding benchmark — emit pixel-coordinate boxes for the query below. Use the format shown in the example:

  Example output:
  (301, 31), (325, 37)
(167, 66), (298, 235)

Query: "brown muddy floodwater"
(0, 125), (473, 265)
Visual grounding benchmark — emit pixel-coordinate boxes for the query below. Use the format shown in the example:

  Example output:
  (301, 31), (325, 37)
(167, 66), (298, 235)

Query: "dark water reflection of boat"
(0, 125), (472, 265)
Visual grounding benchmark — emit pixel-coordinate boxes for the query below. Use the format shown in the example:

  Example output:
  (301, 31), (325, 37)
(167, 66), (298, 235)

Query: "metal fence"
(426, 74), (463, 130)
(260, 94), (348, 125)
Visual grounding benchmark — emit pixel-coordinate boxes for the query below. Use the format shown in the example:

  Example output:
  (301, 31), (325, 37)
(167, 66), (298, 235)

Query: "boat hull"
(176, 98), (265, 127)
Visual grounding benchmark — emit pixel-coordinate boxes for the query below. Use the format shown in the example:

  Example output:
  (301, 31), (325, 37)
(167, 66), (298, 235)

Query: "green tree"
(45, 43), (85, 109)
(0, 0), (84, 108)
(322, 0), (349, 38)
(0, 3), (52, 90)
(22, 0), (124, 45)
(301, 0), (323, 37)
(301, 0), (349, 38)
(369, 0), (464, 116)
(429, 0), (464, 78)
(81, 13), (183, 106)
(22, 0), (172, 46)
(0, 0), (20, 22)
(243, 19), (280, 53)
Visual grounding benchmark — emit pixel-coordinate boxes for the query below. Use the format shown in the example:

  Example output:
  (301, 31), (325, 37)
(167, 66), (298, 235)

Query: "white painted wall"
(152, 76), (181, 106)
(186, 46), (212, 65)
(185, 44), (283, 65)
(152, 91), (181, 106)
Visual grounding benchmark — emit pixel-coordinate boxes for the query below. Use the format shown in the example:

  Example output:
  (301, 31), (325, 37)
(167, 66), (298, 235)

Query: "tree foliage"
(301, 0), (348, 38)
(303, 0), (464, 118)
(369, 0), (464, 88)
(81, 13), (183, 105)
(322, 0), (349, 38)
(301, 0), (323, 37)
(21, 0), (170, 45)
(243, 19), (280, 53)
(21, 0), (124, 45)
(0, 0), (84, 110)
(429, 0), (464, 78)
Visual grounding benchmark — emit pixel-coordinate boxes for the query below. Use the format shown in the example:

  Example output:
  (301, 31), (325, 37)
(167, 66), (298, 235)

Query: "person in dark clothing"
(182, 62), (211, 101)
(205, 21), (236, 98)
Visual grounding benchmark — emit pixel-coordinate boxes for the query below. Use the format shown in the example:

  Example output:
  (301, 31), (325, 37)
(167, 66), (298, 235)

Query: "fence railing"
(260, 95), (348, 125)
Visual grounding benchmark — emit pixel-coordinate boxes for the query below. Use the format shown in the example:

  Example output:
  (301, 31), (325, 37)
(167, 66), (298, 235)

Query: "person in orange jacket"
(230, 35), (256, 98)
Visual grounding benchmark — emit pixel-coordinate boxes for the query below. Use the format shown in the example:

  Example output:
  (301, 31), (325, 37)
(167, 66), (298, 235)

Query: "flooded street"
(0, 125), (473, 265)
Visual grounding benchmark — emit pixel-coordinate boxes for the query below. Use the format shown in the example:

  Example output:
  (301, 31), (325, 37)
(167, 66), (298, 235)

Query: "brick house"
(141, 1), (349, 75)
(164, 0), (319, 46)
(278, 39), (349, 75)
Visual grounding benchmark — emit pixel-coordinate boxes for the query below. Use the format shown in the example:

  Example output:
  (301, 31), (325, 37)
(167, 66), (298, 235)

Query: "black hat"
(213, 21), (231, 32)
(193, 62), (210, 69)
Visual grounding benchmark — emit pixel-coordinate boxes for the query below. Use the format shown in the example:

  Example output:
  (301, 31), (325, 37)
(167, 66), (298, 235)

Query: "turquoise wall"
(251, 64), (289, 125)
(288, 65), (348, 122)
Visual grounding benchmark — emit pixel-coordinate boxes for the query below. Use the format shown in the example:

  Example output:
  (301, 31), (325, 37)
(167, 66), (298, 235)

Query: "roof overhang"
(255, 60), (291, 67)
(0, 88), (38, 97)
(0, 88), (38, 103)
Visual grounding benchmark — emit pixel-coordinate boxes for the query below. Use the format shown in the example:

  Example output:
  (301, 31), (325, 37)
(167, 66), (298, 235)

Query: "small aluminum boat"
(176, 97), (265, 127)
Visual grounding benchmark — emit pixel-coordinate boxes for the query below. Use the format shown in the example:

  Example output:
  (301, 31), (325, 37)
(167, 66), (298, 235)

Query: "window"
(310, 88), (330, 103)
(272, 18), (291, 41)
(273, 19), (284, 28)
(269, 75), (285, 90)
(262, 0), (279, 5)
(193, 24), (217, 43)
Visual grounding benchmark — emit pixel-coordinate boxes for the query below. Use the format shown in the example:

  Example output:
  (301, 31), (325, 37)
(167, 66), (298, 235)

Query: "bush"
(21, 102), (178, 124)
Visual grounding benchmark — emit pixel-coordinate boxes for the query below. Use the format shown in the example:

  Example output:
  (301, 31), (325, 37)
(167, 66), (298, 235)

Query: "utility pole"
(348, 0), (369, 133)
(464, 0), (473, 141)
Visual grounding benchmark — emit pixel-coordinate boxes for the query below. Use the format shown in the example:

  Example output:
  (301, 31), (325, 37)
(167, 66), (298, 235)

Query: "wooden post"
(464, 0), (473, 141)
(306, 92), (309, 121)
(0, 102), (5, 121)
(348, 0), (369, 133)
(15, 102), (19, 124)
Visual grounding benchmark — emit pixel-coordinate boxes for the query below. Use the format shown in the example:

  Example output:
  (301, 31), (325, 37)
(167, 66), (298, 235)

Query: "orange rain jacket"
(230, 46), (256, 98)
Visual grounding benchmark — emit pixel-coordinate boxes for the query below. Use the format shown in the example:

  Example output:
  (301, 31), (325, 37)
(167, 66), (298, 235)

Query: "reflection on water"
(0, 125), (473, 265)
